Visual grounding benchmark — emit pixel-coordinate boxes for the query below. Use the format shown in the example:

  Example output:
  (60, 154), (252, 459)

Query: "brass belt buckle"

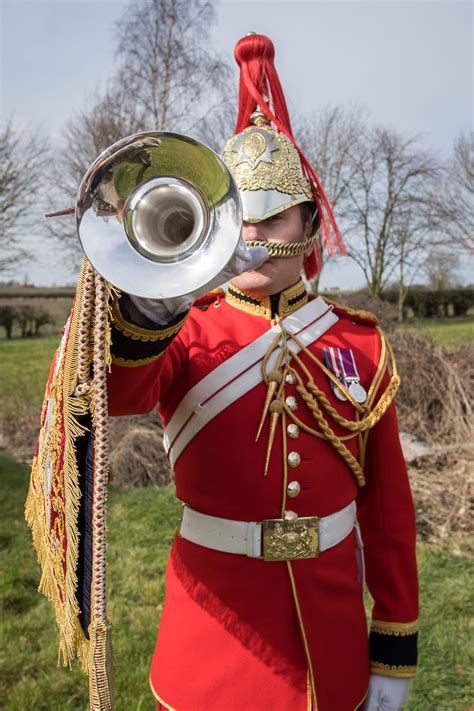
(262, 511), (319, 561)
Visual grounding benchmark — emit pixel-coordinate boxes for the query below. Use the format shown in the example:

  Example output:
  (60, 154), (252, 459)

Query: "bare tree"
(116, 0), (231, 134)
(431, 132), (473, 253)
(295, 104), (369, 290)
(423, 250), (460, 291)
(391, 202), (441, 321)
(297, 104), (369, 211)
(47, 0), (234, 262)
(342, 126), (441, 300)
(0, 120), (50, 275)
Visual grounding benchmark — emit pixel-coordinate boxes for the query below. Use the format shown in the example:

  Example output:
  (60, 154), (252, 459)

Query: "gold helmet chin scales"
(245, 232), (320, 259)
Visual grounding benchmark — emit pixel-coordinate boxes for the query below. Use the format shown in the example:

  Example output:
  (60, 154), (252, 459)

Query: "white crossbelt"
(164, 297), (339, 467)
(179, 501), (358, 559)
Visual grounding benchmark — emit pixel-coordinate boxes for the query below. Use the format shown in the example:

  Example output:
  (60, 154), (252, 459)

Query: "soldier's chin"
(231, 267), (276, 294)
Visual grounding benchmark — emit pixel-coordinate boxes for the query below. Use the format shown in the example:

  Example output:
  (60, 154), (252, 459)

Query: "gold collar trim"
(226, 279), (308, 320)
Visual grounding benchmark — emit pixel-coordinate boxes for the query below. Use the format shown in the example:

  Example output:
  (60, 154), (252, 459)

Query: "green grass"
(401, 317), (474, 350)
(1, 452), (472, 710)
(0, 451), (181, 710)
(0, 336), (59, 424)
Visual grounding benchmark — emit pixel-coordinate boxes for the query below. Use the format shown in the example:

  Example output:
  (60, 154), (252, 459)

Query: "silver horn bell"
(76, 132), (242, 299)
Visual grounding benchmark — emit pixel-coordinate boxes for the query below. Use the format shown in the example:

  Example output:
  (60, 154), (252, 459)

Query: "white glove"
(129, 235), (268, 324)
(362, 674), (412, 711)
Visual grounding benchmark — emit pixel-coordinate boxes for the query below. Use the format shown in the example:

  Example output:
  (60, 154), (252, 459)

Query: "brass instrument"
(76, 132), (242, 299)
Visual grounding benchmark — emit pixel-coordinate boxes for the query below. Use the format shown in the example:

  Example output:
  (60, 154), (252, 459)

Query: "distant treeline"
(0, 287), (75, 299)
(381, 286), (474, 319)
(1, 285), (473, 340)
(322, 285), (474, 321)
(0, 295), (73, 339)
(0, 304), (55, 338)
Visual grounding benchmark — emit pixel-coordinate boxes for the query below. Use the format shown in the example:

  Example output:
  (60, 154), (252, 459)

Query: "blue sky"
(1, 0), (472, 287)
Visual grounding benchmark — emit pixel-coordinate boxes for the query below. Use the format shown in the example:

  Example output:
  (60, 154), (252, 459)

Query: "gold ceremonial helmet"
(222, 112), (319, 259)
(222, 112), (313, 223)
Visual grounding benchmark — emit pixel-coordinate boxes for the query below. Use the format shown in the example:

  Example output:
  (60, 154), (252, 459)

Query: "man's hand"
(362, 674), (412, 711)
(201, 233), (268, 296)
(129, 234), (268, 324)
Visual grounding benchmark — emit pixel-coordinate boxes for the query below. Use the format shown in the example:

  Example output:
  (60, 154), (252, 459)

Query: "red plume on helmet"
(234, 33), (346, 278)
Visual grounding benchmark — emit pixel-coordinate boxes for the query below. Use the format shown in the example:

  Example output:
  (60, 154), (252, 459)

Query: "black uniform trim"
(226, 279), (308, 320)
(110, 294), (188, 366)
(369, 628), (418, 678)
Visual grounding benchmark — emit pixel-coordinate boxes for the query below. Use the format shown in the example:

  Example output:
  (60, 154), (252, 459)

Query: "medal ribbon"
(339, 348), (359, 383)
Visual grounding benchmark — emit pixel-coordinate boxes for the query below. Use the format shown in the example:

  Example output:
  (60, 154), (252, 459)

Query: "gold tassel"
(255, 369), (283, 442)
(263, 399), (284, 476)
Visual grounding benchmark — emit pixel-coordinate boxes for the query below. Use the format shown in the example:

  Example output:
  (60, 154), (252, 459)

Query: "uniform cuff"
(369, 619), (418, 678)
(110, 295), (188, 367)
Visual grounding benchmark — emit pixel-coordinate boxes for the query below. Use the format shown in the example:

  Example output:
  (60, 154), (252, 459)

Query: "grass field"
(0, 319), (472, 709)
(1, 452), (473, 710)
(401, 317), (473, 350)
(0, 336), (58, 424)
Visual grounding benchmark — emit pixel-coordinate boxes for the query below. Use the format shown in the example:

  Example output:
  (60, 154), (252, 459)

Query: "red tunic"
(107, 281), (418, 711)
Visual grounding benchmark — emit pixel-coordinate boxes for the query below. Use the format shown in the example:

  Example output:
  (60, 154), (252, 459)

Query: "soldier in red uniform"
(105, 33), (419, 711)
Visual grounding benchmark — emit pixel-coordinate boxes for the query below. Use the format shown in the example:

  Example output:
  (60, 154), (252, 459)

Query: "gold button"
(284, 510), (298, 521)
(287, 451), (301, 468)
(287, 423), (300, 439)
(287, 480), (301, 498)
(285, 371), (296, 385)
(285, 395), (298, 412)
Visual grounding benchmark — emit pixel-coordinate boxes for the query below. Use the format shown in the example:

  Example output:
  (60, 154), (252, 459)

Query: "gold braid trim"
(111, 298), (187, 341)
(227, 279), (308, 320)
(256, 311), (400, 487)
(149, 676), (177, 709)
(88, 274), (114, 709)
(246, 230), (319, 258)
(294, 367), (366, 486)
(226, 286), (272, 319)
(289, 328), (399, 486)
(371, 619), (419, 636)
(282, 406), (357, 442)
(111, 352), (163, 368)
(279, 280), (308, 316)
(76, 261), (95, 389)
(290, 329), (400, 435)
(88, 619), (114, 710)
(370, 662), (417, 678)
(259, 323), (366, 485)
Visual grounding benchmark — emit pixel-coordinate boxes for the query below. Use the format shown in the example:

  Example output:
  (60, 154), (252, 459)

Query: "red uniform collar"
(225, 278), (308, 320)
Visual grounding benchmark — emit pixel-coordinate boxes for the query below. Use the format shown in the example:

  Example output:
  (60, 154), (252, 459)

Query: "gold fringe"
(25, 261), (88, 668)
(25, 258), (116, 710)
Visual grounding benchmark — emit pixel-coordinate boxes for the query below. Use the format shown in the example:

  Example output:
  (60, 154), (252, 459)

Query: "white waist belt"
(179, 501), (357, 561)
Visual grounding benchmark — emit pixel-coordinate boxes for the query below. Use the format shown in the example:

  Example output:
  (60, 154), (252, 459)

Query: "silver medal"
(334, 382), (347, 401)
(348, 381), (367, 403)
